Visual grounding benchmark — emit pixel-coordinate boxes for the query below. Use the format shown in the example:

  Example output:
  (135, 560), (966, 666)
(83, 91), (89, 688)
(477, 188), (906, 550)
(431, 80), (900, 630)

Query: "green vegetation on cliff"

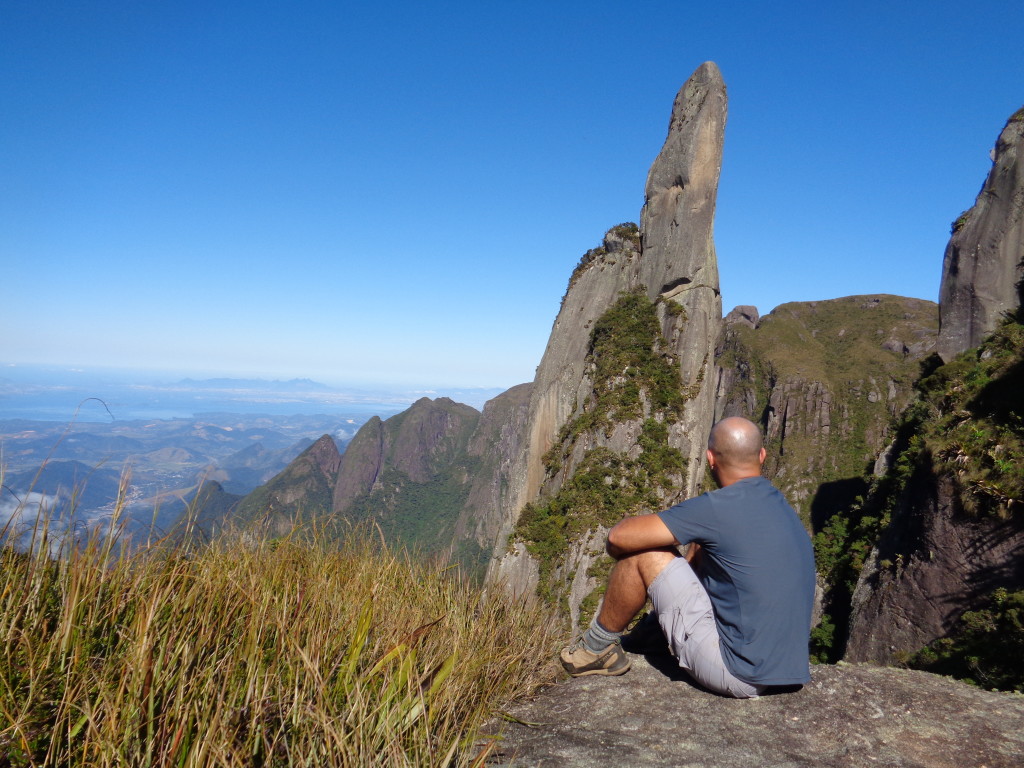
(852, 317), (1024, 535)
(515, 290), (686, 610)
(334, 399), (485, 576)
(914, 319), (1024, 517)
(907, 587), (1024, 692)
(718, 296), (938, 524)
(812, 317), (1024, 682)
(544, 289), (686, 472)
(714, 296), (939, 662)
(518, 419), (685, 606)
(346, 457), (480, 560)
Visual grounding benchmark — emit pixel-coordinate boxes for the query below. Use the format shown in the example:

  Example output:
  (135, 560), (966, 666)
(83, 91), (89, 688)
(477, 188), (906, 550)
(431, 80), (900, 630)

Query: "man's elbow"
(606, 525), (627, 559)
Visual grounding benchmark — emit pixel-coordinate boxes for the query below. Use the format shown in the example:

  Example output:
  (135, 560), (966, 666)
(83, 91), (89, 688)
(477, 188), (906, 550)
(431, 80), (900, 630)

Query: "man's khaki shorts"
(647, 557), (764, 699)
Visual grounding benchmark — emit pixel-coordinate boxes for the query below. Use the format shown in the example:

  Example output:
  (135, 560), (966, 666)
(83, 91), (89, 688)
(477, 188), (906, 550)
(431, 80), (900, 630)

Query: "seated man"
(560, 416), (815, 698)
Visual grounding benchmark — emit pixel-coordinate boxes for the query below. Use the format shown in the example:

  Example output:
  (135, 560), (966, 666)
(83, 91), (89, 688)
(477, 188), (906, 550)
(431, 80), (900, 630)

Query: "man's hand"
(606, 514), (678, 560)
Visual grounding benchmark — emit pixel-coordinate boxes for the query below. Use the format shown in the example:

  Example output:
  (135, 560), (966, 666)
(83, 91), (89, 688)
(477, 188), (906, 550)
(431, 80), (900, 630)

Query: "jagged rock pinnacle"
(487, 62), (728, 611)
(639, 60), (726, 306)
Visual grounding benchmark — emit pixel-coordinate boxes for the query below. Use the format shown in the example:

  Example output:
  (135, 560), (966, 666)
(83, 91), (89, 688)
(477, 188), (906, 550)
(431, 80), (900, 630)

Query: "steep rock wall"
(328, 397), (482, 557)
(232, 434), (342, 536)
(453, 383), (534, 575)
(843, 109), (1024, 675)
(846, 472), (1024, 664)
(844, 318), (1024, 669)
(937, 107), (1024, 361)
(331, 415), (385, 515)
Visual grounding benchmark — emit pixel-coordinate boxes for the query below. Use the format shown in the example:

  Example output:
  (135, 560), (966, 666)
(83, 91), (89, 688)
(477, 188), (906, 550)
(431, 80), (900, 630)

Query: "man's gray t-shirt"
(657, 476), (815, 685)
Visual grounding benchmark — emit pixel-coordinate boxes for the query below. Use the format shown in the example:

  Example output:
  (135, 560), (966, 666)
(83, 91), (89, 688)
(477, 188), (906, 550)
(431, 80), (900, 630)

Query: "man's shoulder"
(667, 488), (716, 509)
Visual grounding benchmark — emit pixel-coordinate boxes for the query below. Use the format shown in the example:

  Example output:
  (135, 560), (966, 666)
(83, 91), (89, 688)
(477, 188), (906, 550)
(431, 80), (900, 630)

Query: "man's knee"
(628, 548), (679, 589)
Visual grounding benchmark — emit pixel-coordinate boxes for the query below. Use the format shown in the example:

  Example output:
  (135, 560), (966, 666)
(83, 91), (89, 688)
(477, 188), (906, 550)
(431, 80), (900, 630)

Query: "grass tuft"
(0, 517), (558, 766)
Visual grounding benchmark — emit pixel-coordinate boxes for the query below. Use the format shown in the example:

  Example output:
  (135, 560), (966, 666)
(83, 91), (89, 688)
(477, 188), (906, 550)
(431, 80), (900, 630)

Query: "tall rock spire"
(639, 61), (725, 308)
(638, 61), (726, 493)
(937, 108), (1024, 361)
(488, 63), (727, 618)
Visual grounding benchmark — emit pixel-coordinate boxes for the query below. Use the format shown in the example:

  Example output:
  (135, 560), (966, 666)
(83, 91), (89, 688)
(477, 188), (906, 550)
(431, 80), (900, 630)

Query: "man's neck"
(716, 470), (761, 489)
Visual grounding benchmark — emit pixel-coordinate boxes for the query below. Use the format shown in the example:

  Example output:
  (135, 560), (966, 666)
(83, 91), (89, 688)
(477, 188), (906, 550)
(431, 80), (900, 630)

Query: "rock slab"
(483, 657), (1024, 768)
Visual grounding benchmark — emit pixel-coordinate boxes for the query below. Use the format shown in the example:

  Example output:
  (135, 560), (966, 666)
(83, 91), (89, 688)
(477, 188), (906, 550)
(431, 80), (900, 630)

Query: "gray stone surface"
(937, 108), (1024, 361)
(483, 657), (1024, 767)
(724, 305), (759, 329)
(846, 473), (1024, 664)
(638, 60), (726, 499)
(455, 383), (534, 558)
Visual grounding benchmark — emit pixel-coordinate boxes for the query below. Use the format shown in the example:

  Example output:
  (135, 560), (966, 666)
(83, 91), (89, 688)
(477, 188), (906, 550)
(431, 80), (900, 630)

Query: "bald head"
(707, 417), (765, 480)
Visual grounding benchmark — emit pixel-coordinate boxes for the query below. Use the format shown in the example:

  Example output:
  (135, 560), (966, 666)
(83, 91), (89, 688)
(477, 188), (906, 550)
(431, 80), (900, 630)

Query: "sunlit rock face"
(937, 107), (1024, 361)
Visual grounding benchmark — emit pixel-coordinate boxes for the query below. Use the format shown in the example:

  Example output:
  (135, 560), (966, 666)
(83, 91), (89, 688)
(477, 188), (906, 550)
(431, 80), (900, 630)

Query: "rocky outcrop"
(483, 658), (1024, 767)
(489, 62), (727, 617)
(723, 304), (758, 329)
(846, 473), (1024, 665)
(841, 110), (1024, 674)
(331, 416), (385, 515)
(714, 295), (938, 523)
(224, 391), (526, 575)
(844, 316), (1024, 668)
(232, 434), (342, 535)
(332, 397), (480, 519)
(327, 396), (481, 557)
(937, 107), (1024, 361)
(454, 383), (534, 575)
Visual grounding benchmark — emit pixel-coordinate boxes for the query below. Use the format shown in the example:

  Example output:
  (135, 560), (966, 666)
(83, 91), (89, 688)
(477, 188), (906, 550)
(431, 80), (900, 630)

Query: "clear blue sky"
(3, 1), (1022, 388)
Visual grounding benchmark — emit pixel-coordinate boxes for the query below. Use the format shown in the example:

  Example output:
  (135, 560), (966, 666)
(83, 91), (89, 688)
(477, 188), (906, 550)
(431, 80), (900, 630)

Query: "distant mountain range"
(0, 369), (506, 421)
(0, 412), (367, 549)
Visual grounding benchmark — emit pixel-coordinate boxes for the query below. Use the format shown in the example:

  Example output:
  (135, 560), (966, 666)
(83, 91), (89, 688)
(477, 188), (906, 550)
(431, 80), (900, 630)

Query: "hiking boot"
(560, 641), (631, 677)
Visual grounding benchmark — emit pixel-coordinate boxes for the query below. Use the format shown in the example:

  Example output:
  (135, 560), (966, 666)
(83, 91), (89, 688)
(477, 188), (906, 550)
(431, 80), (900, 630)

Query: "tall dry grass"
(0, 517), (559, 767)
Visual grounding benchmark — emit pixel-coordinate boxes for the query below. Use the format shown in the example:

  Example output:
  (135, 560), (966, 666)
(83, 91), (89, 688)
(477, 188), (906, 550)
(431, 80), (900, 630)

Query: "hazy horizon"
(0, 362), (507, 421)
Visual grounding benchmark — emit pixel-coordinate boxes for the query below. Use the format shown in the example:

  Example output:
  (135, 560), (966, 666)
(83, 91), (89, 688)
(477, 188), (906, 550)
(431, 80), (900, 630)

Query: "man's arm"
(606, 514), (679, 560)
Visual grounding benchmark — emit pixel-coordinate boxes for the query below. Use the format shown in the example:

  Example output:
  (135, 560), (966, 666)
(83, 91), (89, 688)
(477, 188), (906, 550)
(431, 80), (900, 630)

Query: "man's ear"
(706, 448), (716, 469)
(758, 447), (766, 465)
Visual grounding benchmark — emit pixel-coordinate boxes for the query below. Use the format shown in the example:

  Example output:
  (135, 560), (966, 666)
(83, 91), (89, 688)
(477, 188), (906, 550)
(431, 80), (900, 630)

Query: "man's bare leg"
(597, 547), (680, 632)
(561, 547), (680, 676)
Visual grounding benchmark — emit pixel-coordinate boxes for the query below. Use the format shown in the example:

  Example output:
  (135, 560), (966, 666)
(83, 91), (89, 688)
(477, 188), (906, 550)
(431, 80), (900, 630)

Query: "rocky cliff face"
(453, 383), (534, 575)
(332, 397), (480, 515)
(490, 62), (726, 623)
(845, 318), (1024, 671)
(231, 434), (342, 536)
(714, 295), (938, 523)
(846, 472), (1024, 665)
(937, 107), (1024, 361)
(839, 110), (1024, 677)
(329, 396), (482, 561)
(224, 391), (526, 576)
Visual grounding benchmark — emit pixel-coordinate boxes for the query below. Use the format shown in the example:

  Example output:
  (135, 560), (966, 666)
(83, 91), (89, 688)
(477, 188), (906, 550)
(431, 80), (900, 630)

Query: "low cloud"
(0, 490), (67, 554)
